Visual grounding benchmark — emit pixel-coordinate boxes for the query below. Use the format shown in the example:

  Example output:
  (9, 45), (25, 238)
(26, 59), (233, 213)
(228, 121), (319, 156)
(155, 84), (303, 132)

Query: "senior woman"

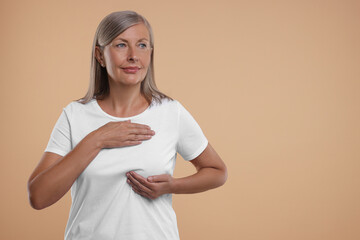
(27, 10), (227, 240)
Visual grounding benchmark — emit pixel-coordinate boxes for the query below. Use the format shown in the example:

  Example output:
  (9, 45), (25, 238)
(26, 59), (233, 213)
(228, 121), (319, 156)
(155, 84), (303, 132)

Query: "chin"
(123, 79), (143, 85)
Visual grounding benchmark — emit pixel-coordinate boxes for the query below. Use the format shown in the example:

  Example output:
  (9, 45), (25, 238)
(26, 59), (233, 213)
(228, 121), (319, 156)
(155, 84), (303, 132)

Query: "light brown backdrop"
(1, 0), (359, 239)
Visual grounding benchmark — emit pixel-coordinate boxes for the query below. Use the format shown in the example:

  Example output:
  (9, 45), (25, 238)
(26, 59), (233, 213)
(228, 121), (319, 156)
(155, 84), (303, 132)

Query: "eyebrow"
(113, 37), (149, 42)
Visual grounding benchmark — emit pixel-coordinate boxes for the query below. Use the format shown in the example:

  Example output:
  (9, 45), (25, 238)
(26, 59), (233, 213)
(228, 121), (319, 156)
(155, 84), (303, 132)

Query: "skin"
(95, 22), (152, 116)
(126, 142), (227, 199)
(95, 22), (228, 200)
(27, 22), (227, 210)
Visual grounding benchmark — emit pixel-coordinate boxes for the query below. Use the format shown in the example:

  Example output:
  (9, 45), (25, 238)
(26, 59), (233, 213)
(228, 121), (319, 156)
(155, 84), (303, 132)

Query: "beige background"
(1, 0), (359, 239)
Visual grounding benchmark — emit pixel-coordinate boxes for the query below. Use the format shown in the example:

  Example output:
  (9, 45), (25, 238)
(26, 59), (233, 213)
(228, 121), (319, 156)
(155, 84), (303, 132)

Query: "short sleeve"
(176, 101), (208, 161)
(44, 108), (72, 157)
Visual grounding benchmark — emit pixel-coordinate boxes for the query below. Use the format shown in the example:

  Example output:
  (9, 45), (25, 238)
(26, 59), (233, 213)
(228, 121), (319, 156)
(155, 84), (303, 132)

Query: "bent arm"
(27, 130), (102, 210)
(172, 142), (228, 194)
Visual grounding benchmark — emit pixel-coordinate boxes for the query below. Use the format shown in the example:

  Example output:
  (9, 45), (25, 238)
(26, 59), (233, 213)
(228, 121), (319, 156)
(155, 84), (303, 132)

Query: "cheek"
(142, 57), (151, 68)
(143, 61), (151, 74)
(106, 53), (124, 66)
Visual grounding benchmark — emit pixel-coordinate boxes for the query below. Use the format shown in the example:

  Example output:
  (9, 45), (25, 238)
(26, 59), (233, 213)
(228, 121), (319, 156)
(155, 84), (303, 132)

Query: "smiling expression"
(95, 23), (152, 86)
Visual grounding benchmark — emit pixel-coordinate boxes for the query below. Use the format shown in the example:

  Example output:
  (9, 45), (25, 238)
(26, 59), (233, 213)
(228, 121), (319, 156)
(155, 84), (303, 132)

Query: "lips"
(123, 67), (139, 70)
(122, 67), (140, 73)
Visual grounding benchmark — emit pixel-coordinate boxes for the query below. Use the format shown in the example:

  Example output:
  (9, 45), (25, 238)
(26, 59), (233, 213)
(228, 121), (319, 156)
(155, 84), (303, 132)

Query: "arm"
(28, 120), (154, 210)
(172, 142), (227, 194)
(126, 142), (227, 199)
(27, 130), (102, 210)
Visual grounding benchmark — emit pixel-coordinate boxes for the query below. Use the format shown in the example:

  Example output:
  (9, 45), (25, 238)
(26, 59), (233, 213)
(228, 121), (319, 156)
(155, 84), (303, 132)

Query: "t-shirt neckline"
(93, 97), (153, 120)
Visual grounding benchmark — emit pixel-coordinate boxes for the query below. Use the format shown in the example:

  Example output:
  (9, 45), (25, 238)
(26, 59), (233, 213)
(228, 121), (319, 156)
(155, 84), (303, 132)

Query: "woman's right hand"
(95, 120), (155, 149)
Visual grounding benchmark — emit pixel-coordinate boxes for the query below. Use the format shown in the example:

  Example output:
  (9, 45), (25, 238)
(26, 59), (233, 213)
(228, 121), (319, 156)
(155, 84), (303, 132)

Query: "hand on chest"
(80, 121), (178, 181)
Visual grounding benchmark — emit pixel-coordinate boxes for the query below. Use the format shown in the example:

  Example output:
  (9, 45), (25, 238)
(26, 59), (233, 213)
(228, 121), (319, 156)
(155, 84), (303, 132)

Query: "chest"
(71, 115), (179, 182)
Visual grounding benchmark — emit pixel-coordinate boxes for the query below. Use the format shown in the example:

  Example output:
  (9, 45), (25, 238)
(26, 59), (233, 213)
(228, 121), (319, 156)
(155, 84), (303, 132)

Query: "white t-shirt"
(44, 96), (208, 240)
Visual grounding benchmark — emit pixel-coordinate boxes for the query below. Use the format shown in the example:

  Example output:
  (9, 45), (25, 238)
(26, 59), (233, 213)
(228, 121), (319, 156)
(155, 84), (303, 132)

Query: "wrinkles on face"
(103, 23), (152, 86)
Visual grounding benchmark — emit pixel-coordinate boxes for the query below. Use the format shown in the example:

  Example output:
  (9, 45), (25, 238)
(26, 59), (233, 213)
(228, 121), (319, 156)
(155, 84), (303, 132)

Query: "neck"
(104, 80), (146, 111)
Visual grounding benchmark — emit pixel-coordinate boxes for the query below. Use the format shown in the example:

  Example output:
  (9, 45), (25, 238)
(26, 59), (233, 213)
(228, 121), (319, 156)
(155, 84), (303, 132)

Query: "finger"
(124, 129), (154, 142)
(127, 179), (152, 199)
(122, 140), (142, 146)
(127, 171), (152, 191)
(125, 134), (151, 143)
(147, 174), (169, 183)
(128, 132), (153, 140)
(127, 178), (141, 191)
(128, 128), (155, 136)
(127, 171), (153, 193)
(127, 122), (152, 130)
(128, 131), (155, 142)
(127, 178), (153, 199)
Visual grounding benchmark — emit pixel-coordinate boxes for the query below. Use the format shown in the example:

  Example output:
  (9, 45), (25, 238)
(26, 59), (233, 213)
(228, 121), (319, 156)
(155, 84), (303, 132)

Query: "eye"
(116, 43), (126, 48)
(139, 43), (147, 48)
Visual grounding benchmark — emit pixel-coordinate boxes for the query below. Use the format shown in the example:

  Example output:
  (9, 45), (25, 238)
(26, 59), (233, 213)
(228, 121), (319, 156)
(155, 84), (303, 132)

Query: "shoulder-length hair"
(75, 10), (173, 105)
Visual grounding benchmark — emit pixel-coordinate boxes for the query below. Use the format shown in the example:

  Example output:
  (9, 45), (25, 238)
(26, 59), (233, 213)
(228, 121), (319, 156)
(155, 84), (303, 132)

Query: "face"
(95, 23), (152, 86)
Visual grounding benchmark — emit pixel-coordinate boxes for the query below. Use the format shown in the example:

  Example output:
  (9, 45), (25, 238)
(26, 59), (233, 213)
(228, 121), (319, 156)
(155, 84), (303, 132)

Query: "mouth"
(122, 67), (140, 73)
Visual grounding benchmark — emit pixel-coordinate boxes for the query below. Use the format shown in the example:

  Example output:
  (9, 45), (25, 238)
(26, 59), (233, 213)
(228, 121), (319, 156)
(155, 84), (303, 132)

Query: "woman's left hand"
(126, 171), (175, 200)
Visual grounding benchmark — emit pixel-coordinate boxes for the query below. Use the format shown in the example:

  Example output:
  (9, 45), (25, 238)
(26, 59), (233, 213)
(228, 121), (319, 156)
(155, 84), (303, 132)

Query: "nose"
(127, 45), (138, 62)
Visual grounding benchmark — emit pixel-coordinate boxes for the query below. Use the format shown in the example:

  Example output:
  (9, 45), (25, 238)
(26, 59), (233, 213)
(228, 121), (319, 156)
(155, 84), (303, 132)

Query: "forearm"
(29, 130), (102, 210)
(172, 167), (227, 194)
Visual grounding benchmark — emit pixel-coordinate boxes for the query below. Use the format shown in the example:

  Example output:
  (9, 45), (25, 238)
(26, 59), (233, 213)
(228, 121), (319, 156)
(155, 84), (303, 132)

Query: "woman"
(27, 10), (227, 240)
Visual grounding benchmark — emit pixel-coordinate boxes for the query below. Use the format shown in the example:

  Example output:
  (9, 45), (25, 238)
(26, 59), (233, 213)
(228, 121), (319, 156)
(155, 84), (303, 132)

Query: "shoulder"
(155, 98), (194, 115)
(62, 99), (95, 118)
(151, 96), (180, 110)
(145, 97), (184, 119)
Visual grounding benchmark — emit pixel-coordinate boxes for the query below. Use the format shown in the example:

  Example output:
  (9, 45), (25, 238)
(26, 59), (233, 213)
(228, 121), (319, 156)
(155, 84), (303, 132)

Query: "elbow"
(210, 165), (228, 188)
(28, 197), (42, 210)
(28, 194), (46, 210)
(27, 182), (45, 210)
(219, 165), (228, 186)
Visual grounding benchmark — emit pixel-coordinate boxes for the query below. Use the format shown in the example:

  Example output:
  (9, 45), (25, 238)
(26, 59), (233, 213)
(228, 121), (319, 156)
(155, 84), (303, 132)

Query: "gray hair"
(75, 10), (173, 105)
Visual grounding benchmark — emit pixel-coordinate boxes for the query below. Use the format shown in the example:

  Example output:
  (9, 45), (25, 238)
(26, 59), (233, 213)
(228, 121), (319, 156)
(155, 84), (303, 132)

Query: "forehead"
(113, 23), (150, 42)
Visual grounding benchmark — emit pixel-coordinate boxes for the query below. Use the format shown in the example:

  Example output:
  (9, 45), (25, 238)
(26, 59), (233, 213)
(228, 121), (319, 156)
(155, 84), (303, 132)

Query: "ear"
(95, 46), (105, 67)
